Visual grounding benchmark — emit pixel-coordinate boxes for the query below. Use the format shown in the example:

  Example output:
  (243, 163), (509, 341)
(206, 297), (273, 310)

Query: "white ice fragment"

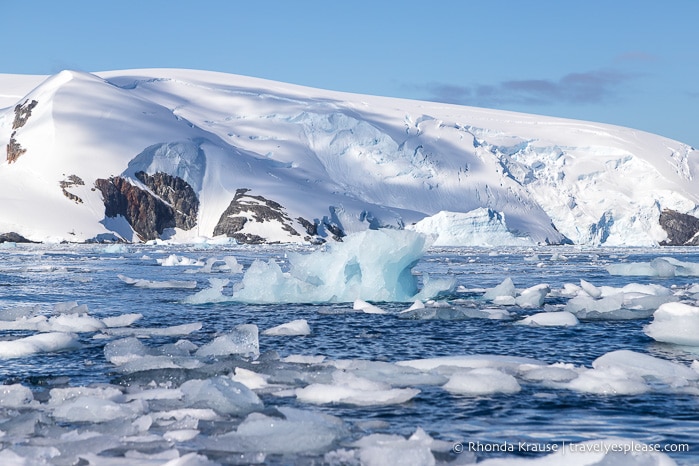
(101, 313), (143, 328)
(42, 313), (105, 333)
(52, 301), (88, 315)
(607, 257), (699, 277)
(398, 355), (544, 373)
(52, 396), (146, 423)
(580, 279), (602, 298)
(101, 322), (202, 337)
(645, 302), (699, 346)
(565, 366), (649, 395)
(294, 370), (420, 406)
(183, 278), (231, 304)
(163, 430), (200, 442)
(353, 299), (387, 314)
(199, 407), (344, 455)
(443, 368), (521, 396)
(232, 368), (270, 390)
(0, 332), (79, 359)
(518, 311), (579, 327)
(593, 350), (699, 387)
(195, 324), (259, 358)
(0, 305), (37, 321)
(515, 284), (550, 308)
(492, 296), (516, 306)
(180, 376), (263, 415)
(281, 354), (326, 364)
(157, 254), (203, 266)
(103, 244), (129, 254)
(352, 427), (439, 466)
(118, 274), (197, 289)
(262, 319), (311, 336)
(483, 278), (516, 301)
(0, 384), (34, 408)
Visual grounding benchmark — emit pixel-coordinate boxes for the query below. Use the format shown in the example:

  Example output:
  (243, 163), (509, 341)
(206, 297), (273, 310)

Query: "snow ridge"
(0, 68), (697, 246)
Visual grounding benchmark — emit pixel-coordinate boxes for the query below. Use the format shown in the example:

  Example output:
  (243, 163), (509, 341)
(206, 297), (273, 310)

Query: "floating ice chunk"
(353, 299), (387, 314)
(198, 406), (345, 455)
(580, 279), (602, 298)
(232, 229), (452, 303)
(194, 256), (244, 274)
(443, 368), (521, 396)
(262, 319), (311, 336)
(42, 313), (106, 332)
(294, 370), (420, 406)
(607, 257), (699, 277)
(195, 324), (259, 359)
(483, 278), (516, 301)
(103, 244), (129, 254)
(281, 354), (326, 364)
(0, 305), (37, 321)
(0, 384), (34, 408)
(593, 350), (699, 388)
(53, 396), (146, 423)
(101, 322), (202, 338)
(352, 427), (442, 466)
(515, 284), (550, 308)
(52, 301), (89, 315)
(519, 363), (579, 383)
(476, 438), (678, 465)
(566, 366), (649, 395)
(101, 313), (143, 328)
(398, 355), (544, 374)
(518, 311), (579, 327)
(183, 278), (231, 304)
(0, 332), (79, 359)
(118, 274), (197, 289)
(645, 302), (699, 346)
(493, 295), (516, 306)
(232, 368), (270, 390)
(158, 254), (203, 266)
(327, 359), (448, 387)
(180, 376), (263, 415)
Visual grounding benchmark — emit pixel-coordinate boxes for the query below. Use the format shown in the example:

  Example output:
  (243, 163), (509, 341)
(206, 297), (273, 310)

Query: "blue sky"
(4, 1), (697, 147)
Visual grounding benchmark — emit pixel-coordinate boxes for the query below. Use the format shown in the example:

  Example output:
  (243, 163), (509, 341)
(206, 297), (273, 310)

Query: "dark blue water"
(1, 243), (698, 464)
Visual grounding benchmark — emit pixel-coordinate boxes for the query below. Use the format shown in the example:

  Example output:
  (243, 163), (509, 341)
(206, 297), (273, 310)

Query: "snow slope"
(0, 68), (697, 245)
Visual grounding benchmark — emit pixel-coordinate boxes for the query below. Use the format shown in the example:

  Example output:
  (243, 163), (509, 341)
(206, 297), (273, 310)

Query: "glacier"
(1, 68), (698, 246)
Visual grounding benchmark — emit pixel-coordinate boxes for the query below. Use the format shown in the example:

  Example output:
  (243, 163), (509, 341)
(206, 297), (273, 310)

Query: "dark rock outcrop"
(95, 172), (199, 241)
(59, 175), (85, 204)
(0, 232), (33, 243)
(214, 188), (300, 244)
(6, 100), (38, 164)
(134, 171), (198, 230)
(659, 209), (699, 246)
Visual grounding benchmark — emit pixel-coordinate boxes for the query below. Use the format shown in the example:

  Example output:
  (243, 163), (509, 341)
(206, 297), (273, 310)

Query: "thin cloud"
(422, 69), (637, 108)
(614, 51), (659, 63)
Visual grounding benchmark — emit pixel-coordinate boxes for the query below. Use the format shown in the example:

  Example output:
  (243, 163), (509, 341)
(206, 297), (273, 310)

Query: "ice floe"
(644, 302), (699, 346)
(118, 274), (197, 289)
(261, 319), (311, 336)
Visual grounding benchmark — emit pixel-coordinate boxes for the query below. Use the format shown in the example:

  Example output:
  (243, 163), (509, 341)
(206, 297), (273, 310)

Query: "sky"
(3, 0), (698, 148)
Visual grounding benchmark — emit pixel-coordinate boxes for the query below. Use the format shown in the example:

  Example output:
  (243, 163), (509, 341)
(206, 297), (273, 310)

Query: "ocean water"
(0, 242), (698, 465)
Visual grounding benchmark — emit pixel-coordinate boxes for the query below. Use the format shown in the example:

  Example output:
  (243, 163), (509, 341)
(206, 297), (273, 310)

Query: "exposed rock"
(95, 172), (199, 241)
(0, 232), (33, 243)
(6, 100), (38, 164)
(59, 175), (85, 204)
(659, 209), (699, 246)
(214, 188), (300, 244)
(12, 100), (38, 130)
(134, 171), (199, 230)
(6, 134), (26, 163)
(297, 217), (318, 236)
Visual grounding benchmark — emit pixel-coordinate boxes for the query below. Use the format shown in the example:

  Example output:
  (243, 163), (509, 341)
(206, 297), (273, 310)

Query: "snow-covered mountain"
(1, 68), (698, 246)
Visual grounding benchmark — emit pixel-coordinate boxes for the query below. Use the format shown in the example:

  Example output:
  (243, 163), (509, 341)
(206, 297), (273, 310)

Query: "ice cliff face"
(0, 68), (697, 246)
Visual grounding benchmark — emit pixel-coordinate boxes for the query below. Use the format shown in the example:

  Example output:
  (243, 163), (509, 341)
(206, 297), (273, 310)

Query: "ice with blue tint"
(231, 229), (455, 303)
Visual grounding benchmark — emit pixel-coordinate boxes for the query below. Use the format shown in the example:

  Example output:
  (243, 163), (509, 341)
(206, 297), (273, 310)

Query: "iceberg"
(407, 209), (535, 246)
(231, 229), (453, 303)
